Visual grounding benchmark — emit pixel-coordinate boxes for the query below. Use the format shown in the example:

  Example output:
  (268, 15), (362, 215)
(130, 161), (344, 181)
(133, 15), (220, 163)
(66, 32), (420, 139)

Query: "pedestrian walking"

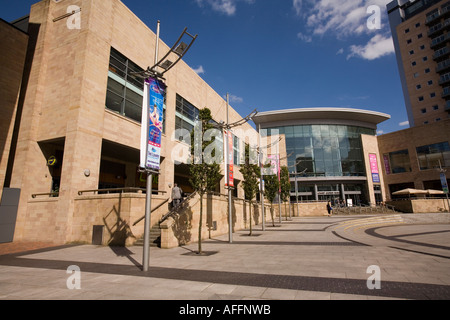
(326, 201), (333, 217)
(172, 183), (183, 207)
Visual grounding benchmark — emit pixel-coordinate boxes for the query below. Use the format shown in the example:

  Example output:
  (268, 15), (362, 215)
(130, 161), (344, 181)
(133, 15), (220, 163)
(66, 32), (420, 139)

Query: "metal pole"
(154, 21), (160, 70)
(143, 173), (152, 272)
(226, 93), (233, 244)
(142, 20), (160, 272)
(295, 169), (299, 217)
(277, 143), (281, 224)
(287, 193), (291, 220)
(258, 124), (265, 231)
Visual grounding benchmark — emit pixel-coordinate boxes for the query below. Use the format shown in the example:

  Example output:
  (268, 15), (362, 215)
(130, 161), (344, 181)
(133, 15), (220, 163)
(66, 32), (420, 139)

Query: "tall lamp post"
(133, 21), (197, 272)
(219, 95), (257, 243)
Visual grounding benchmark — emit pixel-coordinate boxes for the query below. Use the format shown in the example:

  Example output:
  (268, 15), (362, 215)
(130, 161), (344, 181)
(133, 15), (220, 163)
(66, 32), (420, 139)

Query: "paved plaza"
(0, 213), (449, 301)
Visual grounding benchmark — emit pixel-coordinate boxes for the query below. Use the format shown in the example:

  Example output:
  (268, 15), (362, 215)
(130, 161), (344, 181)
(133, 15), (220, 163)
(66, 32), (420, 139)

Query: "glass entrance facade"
(265, 125), (375, 176)
(265, 124), (377, 204)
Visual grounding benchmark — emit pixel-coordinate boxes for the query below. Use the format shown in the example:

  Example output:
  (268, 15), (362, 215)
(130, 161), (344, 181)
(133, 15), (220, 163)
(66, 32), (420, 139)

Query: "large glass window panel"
(105, 90), (123, 114)
(176, 94), (199, 123)
(312, 125), (321, 137)
(389, 149), (411, 173)
(349, 138), (362, 149)
(294, 126), (303, 137)
(106, 48), (150, 124)
(337, 126), (347, 137)
(284, 126), (294, 137)
(124, 99), (141, 122)
(107, 77), (125, 96)
(125, 88), (142, 106)
(416, 141), (450, 169)
(320, 125), (330, 136)
(314, 148), (324, 161)
(315, 161), (325, 175)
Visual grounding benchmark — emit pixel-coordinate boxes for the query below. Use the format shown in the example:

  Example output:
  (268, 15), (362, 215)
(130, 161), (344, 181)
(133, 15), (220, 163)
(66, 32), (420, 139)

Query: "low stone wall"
(387, 199), (449, 213)
(160, 193), (273, 249)
(160, 195), (329, 249)
(73, 193), (169, 246)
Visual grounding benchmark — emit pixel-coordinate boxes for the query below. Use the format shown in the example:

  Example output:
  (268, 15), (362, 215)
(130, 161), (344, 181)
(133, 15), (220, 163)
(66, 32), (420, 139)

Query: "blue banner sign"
(145, 77), (165, 171)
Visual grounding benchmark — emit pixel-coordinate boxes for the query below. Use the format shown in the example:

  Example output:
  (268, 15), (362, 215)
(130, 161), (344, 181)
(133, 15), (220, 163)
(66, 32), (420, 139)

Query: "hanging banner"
(369, 154), (380, 183)
(225, 130), (234, 187)
(383, 154), (391, 175)
(440, 173), (449, 194)
(267, 154), (281, 191)
(141, 77), (165, 171)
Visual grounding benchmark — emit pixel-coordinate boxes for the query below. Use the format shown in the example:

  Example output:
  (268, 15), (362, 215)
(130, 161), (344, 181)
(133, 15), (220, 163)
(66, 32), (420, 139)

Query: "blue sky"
(1, 0), (408, 134)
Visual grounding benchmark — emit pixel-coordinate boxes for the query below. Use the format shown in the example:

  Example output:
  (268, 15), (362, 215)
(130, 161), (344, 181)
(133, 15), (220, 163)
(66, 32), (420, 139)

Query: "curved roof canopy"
(252, 107), (391, 129)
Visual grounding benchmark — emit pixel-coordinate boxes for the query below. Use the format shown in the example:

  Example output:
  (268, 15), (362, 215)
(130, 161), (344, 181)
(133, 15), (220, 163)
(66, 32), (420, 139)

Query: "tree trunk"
(198, 193), (203, 254)
(270, 204), (275, 227)
(249, 200), (252, 236)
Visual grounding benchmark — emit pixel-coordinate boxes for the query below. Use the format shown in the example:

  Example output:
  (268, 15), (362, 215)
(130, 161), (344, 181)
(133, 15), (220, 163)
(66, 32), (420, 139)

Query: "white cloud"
(297, 32), (312, 43)
(229, 94), (244, 103)
(293, 0), (303, 16)
(399, 120), (410, 127)
(347, 34), (394, 60)
(195, 0), (255, 16)
(224, 94), (244, 103)
(293, 0), (395, 60)
(193, 65), (206, 75)
(336, 48), (344, 55)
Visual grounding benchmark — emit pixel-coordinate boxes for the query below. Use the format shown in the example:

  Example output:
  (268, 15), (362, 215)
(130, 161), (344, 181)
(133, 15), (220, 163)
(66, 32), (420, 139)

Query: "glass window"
(175, 94), (199, 125)
(416, 141), (450, 170)
(268, 124), (370, 177)
(294, 126), (303, 137)
(284, 126), (294, 138)
(233, 135), (240, 166)
(105, 47), (167, 128)
(389, 149), (412, 173)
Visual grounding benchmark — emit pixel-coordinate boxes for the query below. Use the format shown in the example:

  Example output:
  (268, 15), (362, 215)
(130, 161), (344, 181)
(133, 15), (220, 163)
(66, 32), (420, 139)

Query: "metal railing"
(31, 192), (59, 198)
(159, 191), (198, 224)
(77, 187), (167, 196)
(132, 198), (170, 226)
(332, 203), (396, 215)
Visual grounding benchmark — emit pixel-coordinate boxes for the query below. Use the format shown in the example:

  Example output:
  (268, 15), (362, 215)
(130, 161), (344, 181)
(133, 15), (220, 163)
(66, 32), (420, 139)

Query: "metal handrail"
(159, 191), (199, 224)
(31, 192), (59, 198)
(132, 198), (170, 226)
(77, 187), (167, 196)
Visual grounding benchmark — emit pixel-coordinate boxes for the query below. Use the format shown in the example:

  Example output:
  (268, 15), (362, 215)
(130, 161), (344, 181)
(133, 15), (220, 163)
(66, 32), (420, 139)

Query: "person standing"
(327, 201), (333, 217)
(172, 183), (183, 207)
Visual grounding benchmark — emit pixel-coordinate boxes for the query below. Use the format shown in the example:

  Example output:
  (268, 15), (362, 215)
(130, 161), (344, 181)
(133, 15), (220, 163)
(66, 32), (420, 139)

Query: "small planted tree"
(263, 163), (280, 227)
(239, 144), (260, 236)
(189, 108), (222, 254)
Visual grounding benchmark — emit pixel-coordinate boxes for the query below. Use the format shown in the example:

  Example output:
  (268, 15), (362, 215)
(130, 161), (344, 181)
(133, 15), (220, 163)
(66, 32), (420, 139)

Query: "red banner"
(226, 131), (234, 187)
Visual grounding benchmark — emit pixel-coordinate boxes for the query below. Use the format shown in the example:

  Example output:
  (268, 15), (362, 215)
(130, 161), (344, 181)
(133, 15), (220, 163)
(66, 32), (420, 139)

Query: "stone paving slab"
(0, 213), (449, 302)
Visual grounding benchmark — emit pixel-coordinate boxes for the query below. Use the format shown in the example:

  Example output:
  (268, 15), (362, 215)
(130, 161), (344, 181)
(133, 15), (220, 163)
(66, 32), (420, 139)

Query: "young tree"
(189, 108), (222, 254)
(239, 144), (260, 236)
(280, 166), (291, 219)
(263, 163), (280, 227)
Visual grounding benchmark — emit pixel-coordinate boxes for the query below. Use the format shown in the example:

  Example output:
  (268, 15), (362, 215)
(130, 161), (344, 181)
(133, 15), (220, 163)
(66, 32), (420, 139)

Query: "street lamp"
(132, 21), (198, 272)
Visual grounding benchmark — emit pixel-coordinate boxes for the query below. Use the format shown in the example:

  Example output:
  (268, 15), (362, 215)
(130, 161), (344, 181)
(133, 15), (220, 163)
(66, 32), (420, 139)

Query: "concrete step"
(134, 225), (161, 247)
